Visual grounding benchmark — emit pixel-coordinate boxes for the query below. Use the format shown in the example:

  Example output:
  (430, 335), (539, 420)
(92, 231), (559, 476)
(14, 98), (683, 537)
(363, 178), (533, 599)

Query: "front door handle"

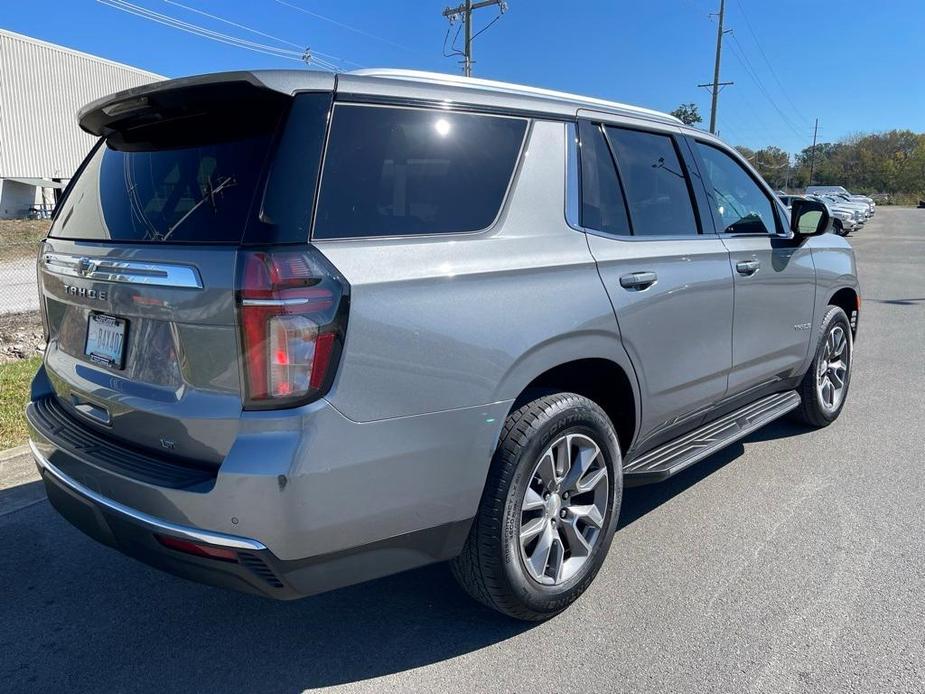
(619, 271), (658, 290)
(736, 259), (760, 276)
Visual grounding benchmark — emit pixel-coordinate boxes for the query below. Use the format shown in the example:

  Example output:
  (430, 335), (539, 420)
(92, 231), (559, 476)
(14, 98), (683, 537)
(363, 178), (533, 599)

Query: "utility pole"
(808, 118), (819, 186)
(698, 0), (733, 134)
(442, 0), (506, 77)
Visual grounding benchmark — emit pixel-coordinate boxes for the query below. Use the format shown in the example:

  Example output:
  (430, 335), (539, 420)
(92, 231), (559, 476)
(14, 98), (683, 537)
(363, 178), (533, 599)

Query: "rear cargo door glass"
(49, 136), (272, 244)
(313, 105), (527, 239)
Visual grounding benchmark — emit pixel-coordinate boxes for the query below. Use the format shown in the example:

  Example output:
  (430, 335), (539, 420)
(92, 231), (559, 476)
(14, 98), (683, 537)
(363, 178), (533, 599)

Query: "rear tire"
(792, 306), (853, 427)
(451, 392), (622, 621)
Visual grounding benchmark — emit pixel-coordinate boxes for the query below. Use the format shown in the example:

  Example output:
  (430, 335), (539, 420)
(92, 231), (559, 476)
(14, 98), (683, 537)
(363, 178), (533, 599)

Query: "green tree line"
(734, 131), (925, 200)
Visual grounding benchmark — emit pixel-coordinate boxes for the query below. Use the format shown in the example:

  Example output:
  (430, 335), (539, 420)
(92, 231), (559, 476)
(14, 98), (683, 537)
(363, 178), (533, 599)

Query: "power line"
(271, 0), (412, 52)
(163, 0), (302, 49)
(99, 0), (345, 71)
(725, 35), (805, 140)
(99, 0), (317, 63)
(732, 0), (809, 127)
(441, 0), (508, 77)
(161, 0), (359, 67)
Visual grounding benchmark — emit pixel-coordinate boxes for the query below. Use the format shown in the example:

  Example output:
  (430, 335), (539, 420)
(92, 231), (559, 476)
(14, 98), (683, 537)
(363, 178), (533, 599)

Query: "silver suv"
(28, 69), (859, 621)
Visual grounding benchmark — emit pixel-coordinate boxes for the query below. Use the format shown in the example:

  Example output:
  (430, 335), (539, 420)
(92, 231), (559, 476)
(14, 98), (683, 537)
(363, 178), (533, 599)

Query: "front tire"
(793, 306), (853, 427)
(451, 392), (622, 621)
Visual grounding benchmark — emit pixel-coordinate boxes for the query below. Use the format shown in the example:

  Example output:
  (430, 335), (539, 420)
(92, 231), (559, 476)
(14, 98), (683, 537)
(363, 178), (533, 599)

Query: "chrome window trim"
(43, 253), (203, 289)
(29, 440), (266, 551)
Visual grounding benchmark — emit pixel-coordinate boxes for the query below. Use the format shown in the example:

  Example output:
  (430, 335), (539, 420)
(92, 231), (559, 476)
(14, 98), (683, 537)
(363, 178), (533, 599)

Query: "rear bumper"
(26, 384), (503, 598)
(32, 440), (291, 598)
(31, 438), (471, 599)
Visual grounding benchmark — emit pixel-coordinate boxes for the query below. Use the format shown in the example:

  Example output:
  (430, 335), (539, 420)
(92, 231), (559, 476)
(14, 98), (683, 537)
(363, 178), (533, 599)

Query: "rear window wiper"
(162, 175), (237, 241)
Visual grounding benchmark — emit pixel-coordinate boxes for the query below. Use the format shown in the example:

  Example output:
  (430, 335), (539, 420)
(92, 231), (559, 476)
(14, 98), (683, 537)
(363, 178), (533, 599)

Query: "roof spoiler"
(78, 70), (335, 137)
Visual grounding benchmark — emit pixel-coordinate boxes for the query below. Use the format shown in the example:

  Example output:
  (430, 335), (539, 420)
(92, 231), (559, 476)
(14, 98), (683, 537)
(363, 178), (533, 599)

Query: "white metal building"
(0, 29), (164, 218)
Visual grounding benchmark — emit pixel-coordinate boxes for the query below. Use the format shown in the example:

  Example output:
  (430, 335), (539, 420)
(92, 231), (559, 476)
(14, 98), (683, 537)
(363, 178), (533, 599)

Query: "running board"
(622, 391), (801, 485)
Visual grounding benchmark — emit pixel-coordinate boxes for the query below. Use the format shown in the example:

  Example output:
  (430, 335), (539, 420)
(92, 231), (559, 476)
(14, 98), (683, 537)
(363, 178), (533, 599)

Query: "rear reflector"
(155, 534), (239, 562)
(237, 247), (349, 409)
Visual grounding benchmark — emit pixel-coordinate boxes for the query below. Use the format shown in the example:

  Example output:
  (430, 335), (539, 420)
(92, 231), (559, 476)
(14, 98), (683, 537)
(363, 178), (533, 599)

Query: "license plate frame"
(84, 313), (128, 369)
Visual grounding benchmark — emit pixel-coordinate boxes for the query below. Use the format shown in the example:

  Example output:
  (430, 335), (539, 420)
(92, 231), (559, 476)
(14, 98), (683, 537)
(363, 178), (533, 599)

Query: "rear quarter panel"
(314, 120), (632, 423)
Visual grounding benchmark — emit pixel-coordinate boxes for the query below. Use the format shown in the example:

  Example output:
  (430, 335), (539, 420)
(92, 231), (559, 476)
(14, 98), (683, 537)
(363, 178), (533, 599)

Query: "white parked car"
(793, 194), (860, 236)
(805, 186), (875, 215)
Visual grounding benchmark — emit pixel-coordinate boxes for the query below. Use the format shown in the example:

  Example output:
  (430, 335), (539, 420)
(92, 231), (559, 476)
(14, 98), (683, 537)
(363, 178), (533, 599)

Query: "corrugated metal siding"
(0, 30), (164, 179)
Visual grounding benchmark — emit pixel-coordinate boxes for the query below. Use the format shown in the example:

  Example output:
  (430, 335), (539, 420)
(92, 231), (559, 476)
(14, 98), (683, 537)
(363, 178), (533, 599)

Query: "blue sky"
(4, 0), (923, 154)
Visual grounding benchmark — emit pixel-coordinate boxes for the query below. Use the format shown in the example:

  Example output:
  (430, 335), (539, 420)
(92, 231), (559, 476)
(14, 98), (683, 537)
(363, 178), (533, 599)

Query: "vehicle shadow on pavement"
(0, 419), (813, 693)
(618, 419), (814, 530)
(0, 493), (533, 692)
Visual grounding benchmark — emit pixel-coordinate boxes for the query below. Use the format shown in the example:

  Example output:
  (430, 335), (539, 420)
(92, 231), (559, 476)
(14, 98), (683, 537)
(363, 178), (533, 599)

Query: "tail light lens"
(237, 247), (349, 409)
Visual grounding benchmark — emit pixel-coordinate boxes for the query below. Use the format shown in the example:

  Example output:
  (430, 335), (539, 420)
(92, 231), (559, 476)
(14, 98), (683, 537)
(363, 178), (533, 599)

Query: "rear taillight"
(237, 247), (349, 409)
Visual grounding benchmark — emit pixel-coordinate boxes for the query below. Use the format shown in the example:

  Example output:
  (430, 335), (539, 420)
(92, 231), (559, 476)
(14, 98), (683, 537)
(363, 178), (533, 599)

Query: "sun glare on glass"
(434, 118), (451, 137)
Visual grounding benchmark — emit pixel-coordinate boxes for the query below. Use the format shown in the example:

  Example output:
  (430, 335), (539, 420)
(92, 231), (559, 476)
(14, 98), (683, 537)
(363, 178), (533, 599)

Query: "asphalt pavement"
(1, 207), (923, 693)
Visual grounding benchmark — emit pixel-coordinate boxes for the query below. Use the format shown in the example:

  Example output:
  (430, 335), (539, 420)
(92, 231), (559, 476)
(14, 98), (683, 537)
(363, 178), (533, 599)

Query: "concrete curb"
(0, 443), (29, 462)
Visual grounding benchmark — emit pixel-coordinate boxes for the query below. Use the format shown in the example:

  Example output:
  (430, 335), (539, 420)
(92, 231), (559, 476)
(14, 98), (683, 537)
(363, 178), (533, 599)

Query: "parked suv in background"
(785, 194), (861, 236)
(806, 186), (875, 215)
(28, 70), (860, 621)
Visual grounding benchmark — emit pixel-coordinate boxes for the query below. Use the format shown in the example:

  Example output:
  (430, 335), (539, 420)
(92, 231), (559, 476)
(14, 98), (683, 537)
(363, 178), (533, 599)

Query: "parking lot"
(1, 207), (923, 693)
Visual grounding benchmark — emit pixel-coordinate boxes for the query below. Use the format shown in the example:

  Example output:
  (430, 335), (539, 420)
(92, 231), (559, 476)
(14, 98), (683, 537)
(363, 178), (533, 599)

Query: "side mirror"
(790, 198), (830, 236)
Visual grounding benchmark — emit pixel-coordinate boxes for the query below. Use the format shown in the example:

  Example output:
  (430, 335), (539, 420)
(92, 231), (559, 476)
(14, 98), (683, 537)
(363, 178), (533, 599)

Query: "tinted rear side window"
(313, 105), (527, 239)
(578, 120), (631, 236)
(604, 127), (698, 237)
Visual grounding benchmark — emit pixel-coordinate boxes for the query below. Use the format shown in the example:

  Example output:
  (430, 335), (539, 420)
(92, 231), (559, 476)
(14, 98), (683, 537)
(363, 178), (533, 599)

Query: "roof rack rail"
(348, 68), (682, 125)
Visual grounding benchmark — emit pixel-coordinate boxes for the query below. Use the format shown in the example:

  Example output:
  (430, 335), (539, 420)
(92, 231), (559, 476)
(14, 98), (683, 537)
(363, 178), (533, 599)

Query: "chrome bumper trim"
(29, 440), (266, 551)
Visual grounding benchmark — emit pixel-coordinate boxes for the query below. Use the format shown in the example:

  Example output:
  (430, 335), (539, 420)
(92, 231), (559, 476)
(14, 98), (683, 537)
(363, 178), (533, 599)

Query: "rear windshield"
(49, 134), (273, 244)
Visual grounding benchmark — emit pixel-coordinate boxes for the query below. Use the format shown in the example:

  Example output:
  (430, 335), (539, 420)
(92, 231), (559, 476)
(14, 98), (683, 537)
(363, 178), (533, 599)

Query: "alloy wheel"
(519, 433), (609, 585)
(816, 325), (849, 412)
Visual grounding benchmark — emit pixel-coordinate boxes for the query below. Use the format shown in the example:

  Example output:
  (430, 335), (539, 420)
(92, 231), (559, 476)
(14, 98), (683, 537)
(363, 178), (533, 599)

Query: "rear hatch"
(38, 75), (332, 465)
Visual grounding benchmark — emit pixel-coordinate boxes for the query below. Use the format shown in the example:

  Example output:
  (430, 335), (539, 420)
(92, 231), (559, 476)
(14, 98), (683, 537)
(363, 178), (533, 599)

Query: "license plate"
(85, 314), (127, 369)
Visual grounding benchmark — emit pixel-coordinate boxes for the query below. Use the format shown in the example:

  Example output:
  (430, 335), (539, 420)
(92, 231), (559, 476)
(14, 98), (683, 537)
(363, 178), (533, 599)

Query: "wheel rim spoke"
(520, 517), (546, 543)
(575, 466), (607, 494)
(561, 437), (599, 493)
(536, 451), (556, 487)
(522, 487), (545, 512)
(527, 521), (555, 581)
(569, 504), (604, 529)
(560, 517), (593, 557)
(549, 537), (565, 583)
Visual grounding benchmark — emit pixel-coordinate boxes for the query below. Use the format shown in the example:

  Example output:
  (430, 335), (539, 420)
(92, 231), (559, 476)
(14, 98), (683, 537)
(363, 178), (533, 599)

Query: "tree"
(752, 146), (791, 189)
(670, 103), (702, 126)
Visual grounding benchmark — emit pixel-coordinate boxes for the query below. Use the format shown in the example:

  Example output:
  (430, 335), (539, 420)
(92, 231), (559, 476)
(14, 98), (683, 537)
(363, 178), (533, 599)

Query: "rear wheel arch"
(507, 358), (638, 456)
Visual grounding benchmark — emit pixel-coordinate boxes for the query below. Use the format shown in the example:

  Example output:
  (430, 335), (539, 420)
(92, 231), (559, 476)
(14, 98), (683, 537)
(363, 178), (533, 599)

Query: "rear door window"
(577, 120), (631, 236)
(313, 105), (527, 239)
(604, 127), (699, 237)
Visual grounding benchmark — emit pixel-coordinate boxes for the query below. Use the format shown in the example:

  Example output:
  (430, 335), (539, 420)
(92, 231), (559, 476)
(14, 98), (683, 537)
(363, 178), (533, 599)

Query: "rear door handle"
(619, 271), (658, 290)
(736, 260), (760, 276)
